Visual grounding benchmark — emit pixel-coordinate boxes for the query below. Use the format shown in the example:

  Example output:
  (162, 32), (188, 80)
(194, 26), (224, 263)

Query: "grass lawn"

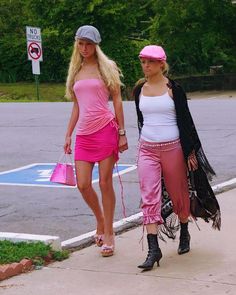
(0, 82), (68, 102)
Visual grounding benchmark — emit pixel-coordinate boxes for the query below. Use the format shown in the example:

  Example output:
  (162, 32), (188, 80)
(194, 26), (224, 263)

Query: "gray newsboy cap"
(75, 25), (101, 44)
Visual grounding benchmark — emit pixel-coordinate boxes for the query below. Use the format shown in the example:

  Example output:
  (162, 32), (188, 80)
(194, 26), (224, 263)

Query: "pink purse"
(50, 154), (76, 186)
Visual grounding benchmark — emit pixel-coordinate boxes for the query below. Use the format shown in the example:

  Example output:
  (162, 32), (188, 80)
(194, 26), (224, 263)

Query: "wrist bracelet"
(118, 129), (126, 136)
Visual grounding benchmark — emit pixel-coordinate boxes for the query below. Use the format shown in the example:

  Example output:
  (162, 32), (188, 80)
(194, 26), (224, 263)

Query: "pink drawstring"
(115, 162), (126, 218)
(111, 119), (127, 219)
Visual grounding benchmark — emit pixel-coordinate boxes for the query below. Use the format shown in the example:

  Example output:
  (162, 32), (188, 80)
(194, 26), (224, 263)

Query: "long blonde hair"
(65, 42), (123, 100)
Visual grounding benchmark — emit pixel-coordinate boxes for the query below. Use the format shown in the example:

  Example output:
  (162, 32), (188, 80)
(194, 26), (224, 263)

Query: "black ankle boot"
(178, 222), (190, 255)
(138, 234), (162, 271)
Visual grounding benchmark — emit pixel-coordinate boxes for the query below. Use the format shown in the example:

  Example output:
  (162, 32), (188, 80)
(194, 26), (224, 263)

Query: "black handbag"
(161, 197), (173, 220)
(189, 171), (218, 220)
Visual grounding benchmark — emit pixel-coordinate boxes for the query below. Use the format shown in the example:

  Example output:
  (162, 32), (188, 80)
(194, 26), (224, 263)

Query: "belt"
(140, 138), (180, 147)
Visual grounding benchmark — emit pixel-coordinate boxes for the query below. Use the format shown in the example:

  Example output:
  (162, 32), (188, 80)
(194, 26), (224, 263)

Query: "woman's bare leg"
(75, 160), (104, 234)
(98, 155), (116, 246)
(146, 223), (158, 234)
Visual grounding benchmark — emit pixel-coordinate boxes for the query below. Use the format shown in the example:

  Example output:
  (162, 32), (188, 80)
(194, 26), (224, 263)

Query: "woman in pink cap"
(133, 45), (221, 271)
(64, 25), (128, 257)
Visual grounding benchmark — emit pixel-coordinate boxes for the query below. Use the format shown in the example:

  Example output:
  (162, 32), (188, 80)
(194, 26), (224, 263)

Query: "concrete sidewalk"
(1, 189), (236, 295)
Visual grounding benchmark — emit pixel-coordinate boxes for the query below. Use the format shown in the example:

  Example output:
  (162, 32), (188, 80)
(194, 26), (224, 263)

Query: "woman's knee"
(77, 182), (92, 193)
(99, 178), (113, 192)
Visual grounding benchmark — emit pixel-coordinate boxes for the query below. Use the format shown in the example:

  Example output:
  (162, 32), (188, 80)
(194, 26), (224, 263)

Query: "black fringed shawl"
(133, 78), (221, 238)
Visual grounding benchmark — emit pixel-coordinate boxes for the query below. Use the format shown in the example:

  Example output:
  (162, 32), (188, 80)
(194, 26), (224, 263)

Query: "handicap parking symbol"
(0, 163), (136, 188)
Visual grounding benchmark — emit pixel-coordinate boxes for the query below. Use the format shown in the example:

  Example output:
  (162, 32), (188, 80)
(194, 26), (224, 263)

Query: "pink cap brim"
(139, 54), (166, 61)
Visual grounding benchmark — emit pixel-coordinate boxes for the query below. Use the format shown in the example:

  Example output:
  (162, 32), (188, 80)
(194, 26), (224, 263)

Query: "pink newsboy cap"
(139, 45), (167, 61)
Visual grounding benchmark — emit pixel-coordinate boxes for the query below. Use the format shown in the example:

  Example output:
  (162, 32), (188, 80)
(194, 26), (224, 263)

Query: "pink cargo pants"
(137, 139), (190, 225)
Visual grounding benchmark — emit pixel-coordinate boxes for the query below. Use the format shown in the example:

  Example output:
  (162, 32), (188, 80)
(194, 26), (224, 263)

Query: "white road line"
(0, 182), (75, 188)
(0, 163), (40, 174)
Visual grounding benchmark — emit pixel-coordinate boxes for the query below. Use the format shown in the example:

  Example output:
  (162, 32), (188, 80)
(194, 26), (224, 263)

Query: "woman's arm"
(133, 84), (144, 134)
(64, 101), (79, 154)
(111, 86), (128, 153)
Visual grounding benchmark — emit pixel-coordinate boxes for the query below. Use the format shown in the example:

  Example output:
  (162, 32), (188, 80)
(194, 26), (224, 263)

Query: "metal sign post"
(32, 60), (40, 101)
(26, 26), (43, 101)
(35, 74), (40, 101)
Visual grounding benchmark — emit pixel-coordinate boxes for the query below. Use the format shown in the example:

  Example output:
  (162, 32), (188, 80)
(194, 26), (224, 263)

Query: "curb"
(211, 178), (236, 194)
(61, 178), (236, 250)
(61, 212), (142, 250)
(1, 179), (236, 252)
(0, 179), (235, 282)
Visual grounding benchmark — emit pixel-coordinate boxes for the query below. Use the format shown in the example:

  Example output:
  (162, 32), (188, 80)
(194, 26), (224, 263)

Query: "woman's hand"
(64, 136), (72, 154)
(119, 135), (128, 153)
(187, 150), (198, 171)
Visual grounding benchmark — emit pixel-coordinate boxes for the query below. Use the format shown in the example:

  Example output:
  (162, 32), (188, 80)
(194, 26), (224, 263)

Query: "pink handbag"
(50, 154), (76, 186)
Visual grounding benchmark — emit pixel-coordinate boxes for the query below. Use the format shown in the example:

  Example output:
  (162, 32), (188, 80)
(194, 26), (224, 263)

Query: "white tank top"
(139, 91), (180, 142)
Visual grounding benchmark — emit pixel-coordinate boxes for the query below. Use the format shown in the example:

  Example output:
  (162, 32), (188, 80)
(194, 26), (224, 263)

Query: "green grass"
(0, 240), (69, 265)
(0, 82), (68, 102)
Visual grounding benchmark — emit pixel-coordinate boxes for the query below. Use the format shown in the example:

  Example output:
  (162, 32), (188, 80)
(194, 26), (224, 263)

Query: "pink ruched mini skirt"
(74, 120), (119, 163)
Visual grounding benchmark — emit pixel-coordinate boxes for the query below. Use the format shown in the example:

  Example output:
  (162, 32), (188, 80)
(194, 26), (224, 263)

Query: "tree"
(0, 0), (150, 86)
(0, 0), (32, 82)
(148, 0), (236, 75)
(0, 0), (235, 84)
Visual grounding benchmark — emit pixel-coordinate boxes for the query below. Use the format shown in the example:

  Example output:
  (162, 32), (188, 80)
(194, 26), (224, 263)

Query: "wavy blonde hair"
(65, 42), (123, 100)
(161, 61), (169, 76)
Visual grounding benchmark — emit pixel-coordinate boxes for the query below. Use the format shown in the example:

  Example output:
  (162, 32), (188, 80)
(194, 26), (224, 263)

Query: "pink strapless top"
(73, 79), (115, 135)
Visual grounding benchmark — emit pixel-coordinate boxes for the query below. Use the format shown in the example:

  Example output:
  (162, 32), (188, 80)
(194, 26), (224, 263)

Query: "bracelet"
(118, 129), (126, 136)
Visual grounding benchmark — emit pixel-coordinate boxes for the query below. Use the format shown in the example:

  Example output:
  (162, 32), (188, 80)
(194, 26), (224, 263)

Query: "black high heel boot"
(178, 222), (190, 255)
(138, 234), (162, 271)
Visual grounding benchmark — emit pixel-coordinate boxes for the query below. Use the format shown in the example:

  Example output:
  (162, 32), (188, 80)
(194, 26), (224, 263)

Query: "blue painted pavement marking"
(0, 163), (137, 188)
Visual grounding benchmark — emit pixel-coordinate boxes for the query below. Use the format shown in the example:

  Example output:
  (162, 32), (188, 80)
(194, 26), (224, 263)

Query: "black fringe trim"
(158, 213), (180, 242)
(196, 147), (216, 180)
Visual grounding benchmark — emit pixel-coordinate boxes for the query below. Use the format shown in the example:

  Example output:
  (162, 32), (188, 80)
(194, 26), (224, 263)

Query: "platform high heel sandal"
(138, 234), (162, 271)
(101, 235), (115, 257)
(94, 234), (104, 247)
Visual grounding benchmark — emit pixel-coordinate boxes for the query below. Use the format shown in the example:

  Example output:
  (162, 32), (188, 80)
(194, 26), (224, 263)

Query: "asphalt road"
(0, 92), (236, 241)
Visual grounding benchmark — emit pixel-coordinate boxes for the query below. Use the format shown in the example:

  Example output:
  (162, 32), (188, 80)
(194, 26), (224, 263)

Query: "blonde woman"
(64, 25), (128, 257)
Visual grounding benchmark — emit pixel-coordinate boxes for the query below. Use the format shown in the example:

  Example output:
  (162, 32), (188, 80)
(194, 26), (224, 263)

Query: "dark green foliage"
(0, 0), (235, 85)
(52, 250), (69, 261)
(0, 240), (50, 264)
(149, 0), (236, 75)
(0, 240), (69, 265)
